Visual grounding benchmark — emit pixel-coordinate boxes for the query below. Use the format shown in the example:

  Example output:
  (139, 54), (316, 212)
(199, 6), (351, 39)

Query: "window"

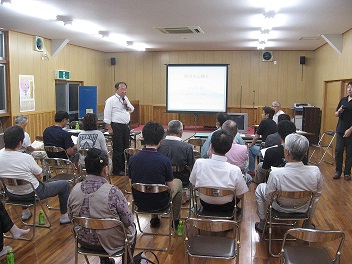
(0, 31), (7, 114)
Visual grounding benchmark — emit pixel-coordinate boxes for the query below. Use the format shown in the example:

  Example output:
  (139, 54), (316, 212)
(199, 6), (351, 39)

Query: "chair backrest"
(271, 190), (314, 212)
(186, 217), (239, 233)
(188, 138), (206, 147)
(0, 176), (38, 201)
(78, 149), (88, 156)
(44, 146), (69, 159)
(131, 183), (170, 195)
(72, 216), (125, 231)
(36, 135), (44, 141)
(281, 228), (345, 262)
(172, 165), (185, 172)
(195, 186), (235, 198)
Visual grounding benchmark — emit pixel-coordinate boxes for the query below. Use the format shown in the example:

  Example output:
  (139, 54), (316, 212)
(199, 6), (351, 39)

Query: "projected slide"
(166, 64), (228, 113)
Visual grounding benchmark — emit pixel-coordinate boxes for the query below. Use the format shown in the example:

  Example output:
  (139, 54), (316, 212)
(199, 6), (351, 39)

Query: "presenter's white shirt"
(104, 93), (134, 125)
(0, 149), (42, 194)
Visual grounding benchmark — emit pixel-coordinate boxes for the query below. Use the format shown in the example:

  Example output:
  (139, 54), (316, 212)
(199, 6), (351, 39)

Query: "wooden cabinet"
(300, 107), (321, 145)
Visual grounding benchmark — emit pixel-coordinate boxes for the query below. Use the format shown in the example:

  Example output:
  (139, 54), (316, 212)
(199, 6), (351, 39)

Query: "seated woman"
(68, 148), (136, 264)
(0, 201), (30, 256)
(77, 113), (111, 171)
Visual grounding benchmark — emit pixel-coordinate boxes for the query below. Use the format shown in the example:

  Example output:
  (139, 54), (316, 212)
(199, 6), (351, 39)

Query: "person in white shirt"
(255, 133), (323, 233)
(0, 126), (71, 224)
(190, 129), (249, 212)
(272, 101), (285, 123)
(104, 82), (134, 175)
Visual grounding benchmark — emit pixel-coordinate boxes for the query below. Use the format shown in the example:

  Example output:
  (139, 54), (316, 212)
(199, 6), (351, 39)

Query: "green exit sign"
(55, 70), (70, 80)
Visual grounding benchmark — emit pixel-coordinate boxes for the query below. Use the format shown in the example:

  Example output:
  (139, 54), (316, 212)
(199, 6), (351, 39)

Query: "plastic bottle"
(39, 210), (45, 225)
(6, 248), (14, 264)
(177, 220), (184, 236)
(75, 122), (80, 130)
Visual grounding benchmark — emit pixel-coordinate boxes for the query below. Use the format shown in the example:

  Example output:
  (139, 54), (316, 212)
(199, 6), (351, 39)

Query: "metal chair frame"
(44, 145), (70, 160)
(172, 165), (193, 219)
(188, 138), (206, 156)
(193, 186), (243, 223)
(279, 228), (345, 264)
(123, 148), (142, 194)
(309, 130), (336, 165)
(263, 190), (315, 257)
(43, 157), (77, 210)
(72, 217), (133, 264)
(78, 149), (88, 177)
(131, 183), (173, 251)
(0, 177), (52, 241)
(185, 218), (240, 264)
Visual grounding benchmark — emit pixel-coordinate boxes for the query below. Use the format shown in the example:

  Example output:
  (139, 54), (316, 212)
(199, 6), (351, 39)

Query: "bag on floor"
(133, 251), (159, 264)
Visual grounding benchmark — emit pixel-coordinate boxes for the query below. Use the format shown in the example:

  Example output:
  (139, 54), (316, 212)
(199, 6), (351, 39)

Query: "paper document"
(71, 135), (78, 145)
(31, 140), (44, 149)
(260, 145), (278, 158)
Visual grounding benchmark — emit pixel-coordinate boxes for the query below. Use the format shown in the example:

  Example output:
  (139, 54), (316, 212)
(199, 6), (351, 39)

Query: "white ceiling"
(1, 0), (352, 52)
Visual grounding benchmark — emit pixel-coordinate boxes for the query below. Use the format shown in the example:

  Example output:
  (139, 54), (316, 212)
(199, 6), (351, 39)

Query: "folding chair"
(185, 218), (240, 264)
(123, 148), (141, 194)
(279, 228), (345, 264)
(188, 138), (206, 157)
(44, 145), (70, 160)
(193, 186), (243, 223)
(309, 130), (336, 165)
(0, 177), (51, 240)
(131, 183), (173, 251)
(72, 217), (133, 264)
(263, 190), (314, 257)
(44, 157), (77, 209)
(78, 149), (88, 178)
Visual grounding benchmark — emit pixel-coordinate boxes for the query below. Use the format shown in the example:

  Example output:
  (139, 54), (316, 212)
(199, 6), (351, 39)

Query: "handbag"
(133, 251), (159, 264)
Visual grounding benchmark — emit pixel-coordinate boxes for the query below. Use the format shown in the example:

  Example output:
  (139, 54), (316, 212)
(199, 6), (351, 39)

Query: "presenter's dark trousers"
(111, 122), (130, 175)
(335, 132), (352, 175)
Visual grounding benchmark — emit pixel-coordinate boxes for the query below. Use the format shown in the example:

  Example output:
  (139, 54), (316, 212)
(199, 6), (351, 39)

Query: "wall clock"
(262, 51), (273, 62)
(34, 36), (44, 52)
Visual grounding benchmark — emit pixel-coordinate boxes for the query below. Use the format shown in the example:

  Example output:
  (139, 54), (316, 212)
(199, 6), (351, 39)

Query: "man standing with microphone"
(104, 82), (134, 175)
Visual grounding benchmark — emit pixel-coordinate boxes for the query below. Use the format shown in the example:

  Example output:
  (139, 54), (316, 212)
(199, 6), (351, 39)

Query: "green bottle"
(6, 248), (14, 264)
(39, 210), (45, 225)
(177, 220), (184, 236)
(75, 122), (80, 130)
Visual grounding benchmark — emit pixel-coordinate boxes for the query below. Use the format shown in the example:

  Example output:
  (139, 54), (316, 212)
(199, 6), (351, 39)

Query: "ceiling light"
(261, 16), (275, 30)
(257, 41), (266, 50)
(1, 0), (11, 6)
(259, 33), (269, 42)
(3, 0), (58, 20)
(126, 41), (134, 46)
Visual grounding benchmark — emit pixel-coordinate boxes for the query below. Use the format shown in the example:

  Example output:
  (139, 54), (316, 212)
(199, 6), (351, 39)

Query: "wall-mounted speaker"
(34, 36), (44, 52)
(300, 56), (306, 65)
(262, 51), (273, 62)
(111, 57), (116, 65)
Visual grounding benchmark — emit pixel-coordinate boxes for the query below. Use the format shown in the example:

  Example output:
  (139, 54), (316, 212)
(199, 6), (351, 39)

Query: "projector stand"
(193, 113), (198, 134)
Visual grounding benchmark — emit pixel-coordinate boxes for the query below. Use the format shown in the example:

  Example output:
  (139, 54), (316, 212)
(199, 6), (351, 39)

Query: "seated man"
(128, 121), (182, 228)
(264, 114), (291, 148)
(207, 120), (251, 186)
(272, 101), (285, 123)
(201, 113), (245, 158)
(248, 106), (277, 175)
(158, 120), (195, 202)
(254, 120), (296, 184)
(68, 148), (136, 264)
(14, 115), (49, 177)
(43, 111), (78, 162)
(255, 133), (323, 233)
(0, 126), (71, 223)
(190, 129), (249, 212)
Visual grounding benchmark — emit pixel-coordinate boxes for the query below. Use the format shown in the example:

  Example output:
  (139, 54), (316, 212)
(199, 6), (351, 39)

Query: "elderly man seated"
(190, 129), (248, 212)
(255, 133), (323, 232)
(158, 120), (195, 203)
(207, 120), (251, 186)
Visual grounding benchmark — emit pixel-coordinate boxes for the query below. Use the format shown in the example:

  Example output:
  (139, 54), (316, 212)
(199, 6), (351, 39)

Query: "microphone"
(121, 97), (127, 109)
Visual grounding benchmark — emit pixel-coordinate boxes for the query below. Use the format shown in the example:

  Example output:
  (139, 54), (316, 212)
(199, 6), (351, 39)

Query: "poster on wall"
(19, 75), (35, 112)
